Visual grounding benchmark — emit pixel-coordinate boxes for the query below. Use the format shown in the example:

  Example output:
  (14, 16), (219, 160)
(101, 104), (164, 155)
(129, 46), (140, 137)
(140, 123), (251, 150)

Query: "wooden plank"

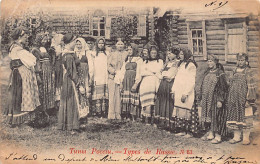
(206, 30), (225, 35)
(207, 49), (225, 55)
(248, 31), (259, 36)
(205, 25), (224, 31)
(243, 21), (247, 54)
(206, 34), (225, 40)
(207, 45), (225, 50)
(207, 40), (226, 45)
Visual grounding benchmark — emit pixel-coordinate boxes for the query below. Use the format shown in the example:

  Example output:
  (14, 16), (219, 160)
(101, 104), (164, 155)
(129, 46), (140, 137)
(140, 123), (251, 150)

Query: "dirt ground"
(0, 56), (260, 163)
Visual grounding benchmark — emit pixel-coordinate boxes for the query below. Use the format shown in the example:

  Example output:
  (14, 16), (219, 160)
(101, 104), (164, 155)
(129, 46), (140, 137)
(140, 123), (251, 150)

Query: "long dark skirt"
(155, 79), (174, 128)
(57, 76), (79, 131)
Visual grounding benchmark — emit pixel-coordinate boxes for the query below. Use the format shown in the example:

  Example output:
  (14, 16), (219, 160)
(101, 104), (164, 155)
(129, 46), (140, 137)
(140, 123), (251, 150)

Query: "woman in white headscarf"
(74, 38), (90, 123)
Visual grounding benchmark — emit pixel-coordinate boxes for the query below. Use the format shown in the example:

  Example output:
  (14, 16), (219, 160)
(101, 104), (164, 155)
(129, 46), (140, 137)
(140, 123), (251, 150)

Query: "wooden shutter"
(138, 15), (146, 37)
(225, 20), (247, 63)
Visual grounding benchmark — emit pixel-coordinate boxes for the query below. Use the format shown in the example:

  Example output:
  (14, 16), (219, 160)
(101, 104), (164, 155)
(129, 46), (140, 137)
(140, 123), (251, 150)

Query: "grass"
(0, 57), (259, 162)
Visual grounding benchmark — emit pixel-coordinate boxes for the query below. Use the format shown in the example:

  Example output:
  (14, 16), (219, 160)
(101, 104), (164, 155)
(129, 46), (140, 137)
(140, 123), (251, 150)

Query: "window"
(191, 29), (203, 55)
(92, 17), (105, 37)
(224, 19), (247, 63)
(187, 20), (207, 60)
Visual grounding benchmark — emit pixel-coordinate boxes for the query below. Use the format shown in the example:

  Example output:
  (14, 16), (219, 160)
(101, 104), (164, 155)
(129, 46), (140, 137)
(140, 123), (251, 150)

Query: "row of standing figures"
(4, 28), (258, 145)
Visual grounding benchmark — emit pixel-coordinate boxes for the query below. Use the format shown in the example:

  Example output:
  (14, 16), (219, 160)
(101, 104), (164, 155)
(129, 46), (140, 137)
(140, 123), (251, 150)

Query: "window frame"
(92, 16), (106, 37)
(187, 20), (207, 60)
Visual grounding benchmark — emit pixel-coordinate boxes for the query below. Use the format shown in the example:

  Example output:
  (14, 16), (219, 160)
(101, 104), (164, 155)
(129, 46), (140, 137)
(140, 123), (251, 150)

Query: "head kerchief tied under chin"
(208, 54), (219, 63)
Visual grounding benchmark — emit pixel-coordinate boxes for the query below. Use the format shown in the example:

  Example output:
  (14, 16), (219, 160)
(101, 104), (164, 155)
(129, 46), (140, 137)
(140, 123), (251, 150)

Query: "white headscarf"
(51, 34), (64, 56)
(74, 37), (88, 59)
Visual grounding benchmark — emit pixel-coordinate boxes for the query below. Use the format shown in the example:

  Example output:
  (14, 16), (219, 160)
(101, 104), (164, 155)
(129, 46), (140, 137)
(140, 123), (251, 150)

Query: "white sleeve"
(87, 51), (94, 81)
(18, 49), (36, 68)
(183, 63), (196, 96)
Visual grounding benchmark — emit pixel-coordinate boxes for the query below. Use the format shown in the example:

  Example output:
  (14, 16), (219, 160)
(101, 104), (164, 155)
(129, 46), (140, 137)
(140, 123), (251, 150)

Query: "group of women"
(5, 27), (257, 144)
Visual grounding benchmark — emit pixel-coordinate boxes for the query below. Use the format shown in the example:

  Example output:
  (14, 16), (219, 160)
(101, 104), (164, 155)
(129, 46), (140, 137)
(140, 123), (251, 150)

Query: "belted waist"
(10, 59), (23, 70)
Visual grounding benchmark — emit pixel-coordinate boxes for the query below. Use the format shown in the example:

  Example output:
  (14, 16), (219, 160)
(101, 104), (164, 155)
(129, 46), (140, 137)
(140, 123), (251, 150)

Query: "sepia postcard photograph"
(0, 0), (259, 163)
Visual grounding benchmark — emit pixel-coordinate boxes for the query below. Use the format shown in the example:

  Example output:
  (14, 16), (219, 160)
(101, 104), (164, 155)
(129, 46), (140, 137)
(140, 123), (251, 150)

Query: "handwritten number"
(33, 154), (37, 160)
(213, 1), (228, 10)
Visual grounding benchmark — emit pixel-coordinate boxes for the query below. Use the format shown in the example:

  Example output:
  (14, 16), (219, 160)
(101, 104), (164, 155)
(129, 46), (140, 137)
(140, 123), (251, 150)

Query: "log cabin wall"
(172, 13), (259, 77)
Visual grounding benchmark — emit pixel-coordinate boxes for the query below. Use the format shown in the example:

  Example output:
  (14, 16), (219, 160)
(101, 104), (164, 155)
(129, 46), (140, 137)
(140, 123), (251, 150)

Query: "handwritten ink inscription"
(4, 152), (258, 163)
(205, 0), (229, 11)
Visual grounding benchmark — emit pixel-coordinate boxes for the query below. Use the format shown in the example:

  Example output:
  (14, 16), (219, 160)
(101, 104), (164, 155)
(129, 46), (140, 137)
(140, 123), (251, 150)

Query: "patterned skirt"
(91, 84), (108, 117)
(5, 65), (40, 125)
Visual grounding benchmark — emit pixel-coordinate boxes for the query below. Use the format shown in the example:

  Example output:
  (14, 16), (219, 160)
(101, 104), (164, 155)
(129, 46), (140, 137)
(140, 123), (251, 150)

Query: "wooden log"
(206, 34), (225, 40)
(206, 25), (224, 31)
(171, 24), (178, 28)
(249, 21), (259, 26)
(248, 35), (259, 41)
(179, 40), (188, 44)
(177, 31), (187, 35)
(206, 30), (225, 35)
(207, 49), (225, 55)
(177, 35), (188, 40)
(248, 61), (259, 68)
(248, 26), (259, 31)
(170, 33), (178, 37)
(248, 41), (259, 47)
(207, 45), (225, 50)
(207, 40), (226, 45)
(178, 43), (188, 47)
(247, 51), (259, 57)
(170, 37), (178, 42)
(177, 26), (187, 31)
(249, 15), (259, 21)
(206, 20), (223, 26)
(248, 47), (259, 52)
(178, 22), (186, 26)
(171, 29), (178, 32)
(248, 31), (259, 36)
(227, 22), (243, 29)
(172, 41), (179, 45)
